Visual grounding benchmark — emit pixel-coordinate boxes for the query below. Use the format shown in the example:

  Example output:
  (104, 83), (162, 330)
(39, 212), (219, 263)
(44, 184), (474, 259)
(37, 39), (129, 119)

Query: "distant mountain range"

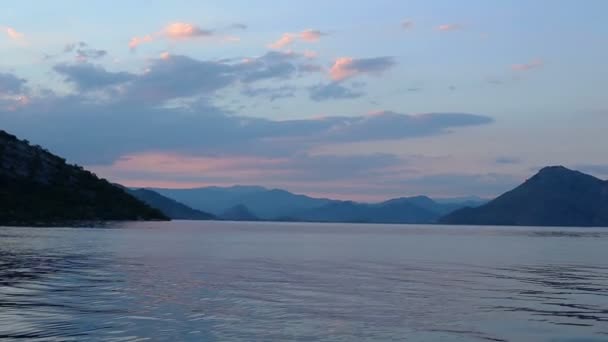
(440, 166), (608, 227)
(0, 130), (167, 225)
(126, 188), (215, 220)
(152, 186), (335, 219)
(152, 186), (487, 223)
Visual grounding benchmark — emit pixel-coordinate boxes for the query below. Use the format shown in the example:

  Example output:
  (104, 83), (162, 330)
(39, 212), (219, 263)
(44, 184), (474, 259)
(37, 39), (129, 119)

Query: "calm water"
(0, 222), (607, 341)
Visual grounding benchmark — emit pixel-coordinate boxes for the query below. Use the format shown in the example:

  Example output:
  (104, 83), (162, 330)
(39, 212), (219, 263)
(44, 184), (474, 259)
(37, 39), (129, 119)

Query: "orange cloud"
(436, 24), (462, 31)
(268, 29), (327, 49)
(512, 59), (544, 71)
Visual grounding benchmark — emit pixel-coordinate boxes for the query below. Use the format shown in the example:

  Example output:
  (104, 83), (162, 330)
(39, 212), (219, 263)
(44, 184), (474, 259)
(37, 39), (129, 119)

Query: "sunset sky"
(1, 0), (607, 200)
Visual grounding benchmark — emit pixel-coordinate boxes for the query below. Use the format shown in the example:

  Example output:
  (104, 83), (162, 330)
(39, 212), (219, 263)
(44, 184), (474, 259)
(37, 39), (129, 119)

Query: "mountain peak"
(441, 166), (608, 227)
(536, 165), (584, 177)
(538, 165), (570, 173)
(531, 165), (602, 185)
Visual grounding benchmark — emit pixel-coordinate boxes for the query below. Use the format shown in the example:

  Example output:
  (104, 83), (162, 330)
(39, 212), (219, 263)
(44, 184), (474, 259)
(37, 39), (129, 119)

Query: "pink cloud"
(128, 35), (153, 50)
(105, 152), (287, 176)
(128, 22), (212, 50)
(268, 33), (296, 49)
(4, 27), (25, 42)
(117, 179), (211, 189)
(268, 29), (327, 49)
(330, 57), (357, 81)
(299, 29), (325, 42)
(329, 56), (396, 81)
(436, 24), (462, 32)
(164, 22), (211, 39)
(512, 59), (544, 71)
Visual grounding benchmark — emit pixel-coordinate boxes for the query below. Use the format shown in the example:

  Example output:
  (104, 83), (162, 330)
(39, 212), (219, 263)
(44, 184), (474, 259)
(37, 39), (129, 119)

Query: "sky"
(1, 0), (607, 201)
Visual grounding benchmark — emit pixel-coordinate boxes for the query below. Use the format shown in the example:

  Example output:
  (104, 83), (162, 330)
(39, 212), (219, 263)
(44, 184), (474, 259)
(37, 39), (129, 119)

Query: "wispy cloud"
(329, 56), (396, 81)
(268, 33), (296, 49)
(495, 156), (521, 165)
(128, 35), (154, 50)
(512, 59), (544, 71)
(229, 23), (248, 30)
(436, 23), (463, 32)
(64, 41), (107, 61)
(401, 20), (415, 30)
(241, 85), (296, 101)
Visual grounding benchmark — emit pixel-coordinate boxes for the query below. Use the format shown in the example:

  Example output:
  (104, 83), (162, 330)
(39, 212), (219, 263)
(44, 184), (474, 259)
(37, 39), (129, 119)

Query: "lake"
(0, 221), (607, 341)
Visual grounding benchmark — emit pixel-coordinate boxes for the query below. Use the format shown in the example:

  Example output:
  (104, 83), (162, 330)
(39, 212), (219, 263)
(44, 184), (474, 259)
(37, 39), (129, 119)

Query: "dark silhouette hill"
(0, 130), (167, 225)
(440, 166), (608, 227)
(126, 188), (215, 220)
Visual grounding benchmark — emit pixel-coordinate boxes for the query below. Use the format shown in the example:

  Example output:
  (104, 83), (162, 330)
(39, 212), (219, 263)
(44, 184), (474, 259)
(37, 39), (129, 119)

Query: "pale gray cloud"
(241, 85), (296, 101)
(0, 88), (493, 165)
(62, 41), (107, 61)
(53, 63), (135, 91)
(52, 52), (303, 100)
(309, 82), (364, 101)
(495, 156), (521, 164)
(0, 72), (26, 94)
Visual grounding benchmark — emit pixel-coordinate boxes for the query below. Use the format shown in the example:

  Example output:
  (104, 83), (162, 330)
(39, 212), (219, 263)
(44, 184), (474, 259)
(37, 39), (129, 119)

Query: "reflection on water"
(0, 222), (607, 341)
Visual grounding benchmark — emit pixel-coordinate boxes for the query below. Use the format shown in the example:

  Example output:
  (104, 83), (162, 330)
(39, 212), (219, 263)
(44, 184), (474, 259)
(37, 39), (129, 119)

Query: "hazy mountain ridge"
(152, 186), (270, 215)
(126, 188), (215, 220)
(440, 166), (608, 227)
(289, 199), (439, 223)
(153, 186), (336, 218)
(0, 130), (168, 225)
(154, 186), (484, 223)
